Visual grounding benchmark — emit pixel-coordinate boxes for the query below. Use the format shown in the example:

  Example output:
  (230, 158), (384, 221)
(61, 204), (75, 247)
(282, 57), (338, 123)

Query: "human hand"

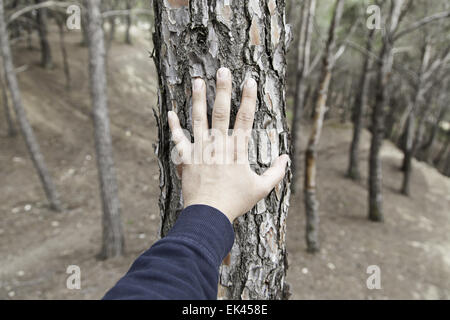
(168, 67), (289, 223)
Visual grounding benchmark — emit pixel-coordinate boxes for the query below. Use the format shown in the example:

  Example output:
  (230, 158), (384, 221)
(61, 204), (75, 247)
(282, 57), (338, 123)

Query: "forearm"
(103, 205), (234, 300)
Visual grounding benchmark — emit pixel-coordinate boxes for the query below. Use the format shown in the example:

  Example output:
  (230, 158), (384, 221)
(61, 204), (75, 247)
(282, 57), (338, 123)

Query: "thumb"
(259, 154), (290, 195)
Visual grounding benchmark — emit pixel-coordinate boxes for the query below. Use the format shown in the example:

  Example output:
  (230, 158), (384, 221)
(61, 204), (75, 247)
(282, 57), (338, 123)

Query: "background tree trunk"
(153, 0), (291, 299)
(85, 0), (124, 259)
(125, 0), (133, 44)
(291, 0), (315, 194)
(304, 0), (344, 253)
(420, 103), (447, 162)
(1, 71), (16, 136)
(56, 15), (71, 90)
(0, 0), (60, 211)
(347, 29), (374, 180)
(80, 7), (89, 47)
(368, 0), (404, 222)
(34, 0), (52, 69)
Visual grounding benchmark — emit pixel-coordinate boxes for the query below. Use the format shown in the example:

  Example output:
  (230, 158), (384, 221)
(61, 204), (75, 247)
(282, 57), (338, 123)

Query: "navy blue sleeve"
(102, 205), (235, 300)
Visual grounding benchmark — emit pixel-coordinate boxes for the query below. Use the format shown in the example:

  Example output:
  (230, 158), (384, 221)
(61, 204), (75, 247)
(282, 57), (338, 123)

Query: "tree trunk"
(304, 0), (344, 253)
(420, 104), (447, 162)
(26, 14), (33, 50)
(125, 0), (133, 44)
(368, 41), (391, 222)
(34, 0), (52, 69)
(80, 9), (89, 47)
(400, 110), (415, 195)
(0, 0), (60, 211)
(153, 0), (291, 300)
(291, 0), (315, 194)
(85, 0), (124, 259)
(401, 41), (430, 195)
(106, 17), (116, 51)
(56, 16), (71, 90)
(346, 28), (373, 180)
(1, 72), (16, 136)
(368, 0), (404, 222)
(339, 78), (353, 124)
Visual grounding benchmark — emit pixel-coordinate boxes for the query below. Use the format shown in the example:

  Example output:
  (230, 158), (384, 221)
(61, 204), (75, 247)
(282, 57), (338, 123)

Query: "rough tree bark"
(153, 0), (291, 299)
(304, 0), (344, 253)
(34, 0), (52, 69)
(0, 0), (60, 211)
(291, 0), (315, 194)
(85, 0), (124, 259)
(347, 29), (374, 180)
(1, 71), (16, 136)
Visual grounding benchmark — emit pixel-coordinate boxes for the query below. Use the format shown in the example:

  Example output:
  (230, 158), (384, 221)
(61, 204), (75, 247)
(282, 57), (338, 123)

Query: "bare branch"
(7, 1), (78, 26)
(394, 10), (450, 40)
(101, 8), (153, 19)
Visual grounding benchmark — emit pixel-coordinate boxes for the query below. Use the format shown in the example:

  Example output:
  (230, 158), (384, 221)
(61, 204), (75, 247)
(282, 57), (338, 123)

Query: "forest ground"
(0, 27), (449, 300)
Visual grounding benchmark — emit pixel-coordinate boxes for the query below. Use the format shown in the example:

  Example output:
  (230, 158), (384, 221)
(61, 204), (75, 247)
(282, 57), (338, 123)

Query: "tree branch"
(7, 1), (77, 26)
(394, 10), (450, 40)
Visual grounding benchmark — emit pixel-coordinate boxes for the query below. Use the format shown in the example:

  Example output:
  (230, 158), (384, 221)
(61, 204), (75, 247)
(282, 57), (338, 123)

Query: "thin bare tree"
(34, 0), (53, 69)
(1, 71), (15, 136)
(347, 28), (375, 180)
(304, 0), (344, 253)
(0, 0), (61, 211)
(55, 12), (71, 90)
(291, 0), (316, 194)
(368, 0), (450, 221)
(85, 0), (124, 259)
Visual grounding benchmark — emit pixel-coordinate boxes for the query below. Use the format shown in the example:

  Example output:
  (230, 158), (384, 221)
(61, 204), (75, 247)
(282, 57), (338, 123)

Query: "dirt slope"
(0, 29), (449, 299)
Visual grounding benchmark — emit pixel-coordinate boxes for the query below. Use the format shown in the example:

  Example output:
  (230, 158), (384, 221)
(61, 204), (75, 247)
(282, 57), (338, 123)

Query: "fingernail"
(168, 110), (175, 121)
(246, 78), (256, 88)
(218, 67), (230, 79)
(193, 78), (203, 91)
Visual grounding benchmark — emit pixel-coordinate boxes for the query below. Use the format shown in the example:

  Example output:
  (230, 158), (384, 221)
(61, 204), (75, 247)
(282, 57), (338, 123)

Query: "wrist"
(184, 201), (235, 224)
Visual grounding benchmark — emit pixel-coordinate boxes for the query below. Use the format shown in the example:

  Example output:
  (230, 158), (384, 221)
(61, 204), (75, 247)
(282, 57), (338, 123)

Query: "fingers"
(192, 78), (208, 138)
(168, 111), (191, 163)
(212, 67), (232, 135)
(258, 155), (290, 195)
(233, 78), (257, 161)
(234, 78), (257, 133)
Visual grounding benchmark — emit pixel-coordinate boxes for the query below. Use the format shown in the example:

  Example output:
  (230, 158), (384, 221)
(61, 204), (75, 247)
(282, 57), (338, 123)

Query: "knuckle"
(213, 108), (228, 121)
(237, 111), (254, 123)
(192, 113), (204, 123)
